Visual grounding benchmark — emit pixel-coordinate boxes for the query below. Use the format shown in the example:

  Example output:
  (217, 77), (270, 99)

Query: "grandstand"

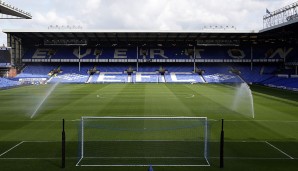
(0, 27), (297, 90)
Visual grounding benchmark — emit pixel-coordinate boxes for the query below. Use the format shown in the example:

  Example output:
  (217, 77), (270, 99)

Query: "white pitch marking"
(0, 141), (24, 157)
(264, 141), (294, 159)
(209, 156), (294, 160)
(0, 157), (77, 160)
(79, 164), (210, 167)
(225, 120), (298, 123)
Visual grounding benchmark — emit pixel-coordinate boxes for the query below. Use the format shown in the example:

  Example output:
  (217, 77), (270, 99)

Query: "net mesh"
(77, 117), (209, 166)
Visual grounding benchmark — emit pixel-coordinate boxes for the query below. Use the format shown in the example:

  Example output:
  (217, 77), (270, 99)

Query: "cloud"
(85, 0), (102, 12)
(33, 10), (85, 27)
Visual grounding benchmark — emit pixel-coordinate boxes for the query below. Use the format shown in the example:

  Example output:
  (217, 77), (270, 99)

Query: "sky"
(0, 0), (296, 46)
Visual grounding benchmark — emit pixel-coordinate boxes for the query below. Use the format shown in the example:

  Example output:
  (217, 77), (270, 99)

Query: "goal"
(76, 116), (210, 167)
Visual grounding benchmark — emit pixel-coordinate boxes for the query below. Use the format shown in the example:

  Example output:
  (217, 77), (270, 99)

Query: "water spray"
(31, 81), (59, 118)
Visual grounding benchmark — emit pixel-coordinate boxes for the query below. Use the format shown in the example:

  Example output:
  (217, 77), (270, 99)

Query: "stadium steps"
(86, 75), (92, 83)
(47, 76), (54, 83)
(160, 75), (166, 83)
(200, 75), (206, 83)
(260, 66), (265, 75)
(128, 75), (132, 83)
(20, 65), (27, 73)
(237, 75), (246, 83)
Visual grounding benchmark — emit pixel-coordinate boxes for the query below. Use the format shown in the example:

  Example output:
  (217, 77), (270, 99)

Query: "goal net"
(76, 117), (210, 166)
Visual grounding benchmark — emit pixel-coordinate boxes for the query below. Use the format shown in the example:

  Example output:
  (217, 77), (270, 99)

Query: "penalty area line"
(264, 141), (294, 159)
(0, 157), (78, 160)
(0, 141), (24, 157)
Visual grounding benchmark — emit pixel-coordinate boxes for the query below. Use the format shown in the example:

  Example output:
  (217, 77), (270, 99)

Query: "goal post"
(76, 116), (210, 167)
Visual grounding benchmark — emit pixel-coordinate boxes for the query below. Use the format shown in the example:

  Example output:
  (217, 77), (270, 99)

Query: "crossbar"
(81, 116), (207, 119)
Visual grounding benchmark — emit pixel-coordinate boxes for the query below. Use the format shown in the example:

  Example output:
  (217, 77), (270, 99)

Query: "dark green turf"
(0, 83), (298, 170)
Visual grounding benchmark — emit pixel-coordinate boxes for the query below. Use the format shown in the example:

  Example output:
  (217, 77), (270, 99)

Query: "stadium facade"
(1, 6), (298, 90)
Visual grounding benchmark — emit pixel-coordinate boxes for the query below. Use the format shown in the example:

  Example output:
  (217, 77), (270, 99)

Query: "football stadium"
(0, 1), (298, 171)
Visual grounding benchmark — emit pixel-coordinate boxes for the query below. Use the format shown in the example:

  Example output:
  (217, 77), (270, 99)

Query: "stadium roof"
(3, 21), (298, 46)
(0, 1), (32, 19)
(260, 17), (298, 34)
(259, 19), (298, 45)
(3, 29), (259, 46)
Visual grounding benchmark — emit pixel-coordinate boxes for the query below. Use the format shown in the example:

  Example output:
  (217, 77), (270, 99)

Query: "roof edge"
(2, 29), (259, 34)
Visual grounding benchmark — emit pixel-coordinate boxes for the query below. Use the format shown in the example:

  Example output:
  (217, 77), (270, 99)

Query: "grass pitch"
(0, 83), (298, 171)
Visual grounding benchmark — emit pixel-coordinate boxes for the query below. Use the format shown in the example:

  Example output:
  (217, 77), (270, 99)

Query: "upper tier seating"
(23, 46), (296, 60)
